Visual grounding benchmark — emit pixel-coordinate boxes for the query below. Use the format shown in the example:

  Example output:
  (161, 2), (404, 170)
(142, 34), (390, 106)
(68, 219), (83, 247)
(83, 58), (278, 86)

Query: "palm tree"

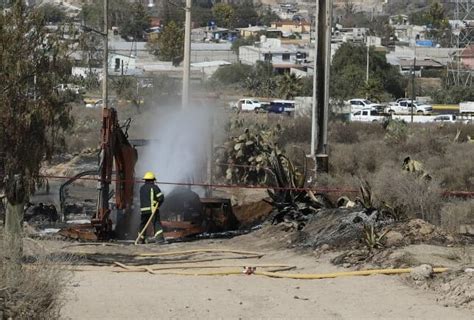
(277, 73), (303, 99)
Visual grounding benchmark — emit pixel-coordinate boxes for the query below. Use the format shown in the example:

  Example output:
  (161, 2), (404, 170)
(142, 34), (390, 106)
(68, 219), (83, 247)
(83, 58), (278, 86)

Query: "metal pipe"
(182, 0), (192, 108)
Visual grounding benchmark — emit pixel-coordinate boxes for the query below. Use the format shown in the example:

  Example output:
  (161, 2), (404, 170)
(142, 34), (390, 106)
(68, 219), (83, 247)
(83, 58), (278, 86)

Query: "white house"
(239, 38), (307, 71)
(108, 53), (141, 76)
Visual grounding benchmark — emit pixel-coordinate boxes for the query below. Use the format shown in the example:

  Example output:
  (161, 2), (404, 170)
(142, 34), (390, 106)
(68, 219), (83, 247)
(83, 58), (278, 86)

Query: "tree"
(233, 1), (259, 28)
(0, 3), (72, 284)
(148, 21), (184, 62)
(211, 63), (253, 86)
(259, 6), (280, 26)
(111, 76), (142, 111)
(231, 35), (257, 54)
(330, 43), (406, 101)
(119, 2), (150, 41)
(193, 5), (214, 27)
(277, 73), (303, 99)
(36, 3), (66, 24)
(409, 1), (451, 47)
(81, 0), (132, 30)
(212, 3), (235, 28)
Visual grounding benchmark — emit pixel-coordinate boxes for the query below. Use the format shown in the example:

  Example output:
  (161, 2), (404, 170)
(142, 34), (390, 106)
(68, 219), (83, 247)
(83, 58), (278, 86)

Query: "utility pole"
(411, 45), (416, 123)
(98, 0), (109, 220)
(310, 10), (317, 158)
(102, 0), (108, 111)
(182, 0), (192, 108)
(313, 0), (332, 173)
(411, 56), (416, 124)
(366, 35), (370, 83)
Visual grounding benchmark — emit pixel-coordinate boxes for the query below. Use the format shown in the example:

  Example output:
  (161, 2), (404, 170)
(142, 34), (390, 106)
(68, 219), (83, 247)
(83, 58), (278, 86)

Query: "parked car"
(230, 98), (262, 112)
(55, 83), (85, 95)
(350, 108), (386, 122)
(385, 100), (433, 115)
(433, 114), (472, 124)
(85, 99), (103, 108)
(266, 100), (295, 115)
(347, 99), (383, 112)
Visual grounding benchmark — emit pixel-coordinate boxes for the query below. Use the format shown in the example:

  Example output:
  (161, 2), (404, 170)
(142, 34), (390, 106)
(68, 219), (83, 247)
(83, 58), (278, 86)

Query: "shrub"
(1, 231), (71, 319)
(371, 166), (443, 224)
(440, 199), (474, 233)
(210, 63), (253, 86)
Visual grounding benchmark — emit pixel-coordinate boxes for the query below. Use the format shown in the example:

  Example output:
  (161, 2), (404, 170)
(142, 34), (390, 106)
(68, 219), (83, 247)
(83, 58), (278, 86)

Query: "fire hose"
(134, 202), (160, 245)
(112, 263), (449, 279)
(66, 247), (450, 280)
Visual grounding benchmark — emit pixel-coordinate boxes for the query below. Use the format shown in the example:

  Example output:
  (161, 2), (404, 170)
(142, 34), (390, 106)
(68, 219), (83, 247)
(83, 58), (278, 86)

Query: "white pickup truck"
(230, 98), (262, 112)
(385, 100), (433, 115)
(350, 108), (386, 122)
(347, 98), (383, 112)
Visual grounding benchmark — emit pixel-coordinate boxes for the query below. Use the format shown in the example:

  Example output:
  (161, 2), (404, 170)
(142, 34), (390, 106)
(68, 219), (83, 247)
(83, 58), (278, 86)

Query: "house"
(239, 38), (308, 72)
(271, 20), (311, 35)
(387, 46), (457, 66)
(389, 14), (409, 26)
(398, 58), (444, 76)
(108, 53), (142, 76)
(332, 27), (368, 43)
(237, 26), (268, 38)
(191, 26), (238, 42)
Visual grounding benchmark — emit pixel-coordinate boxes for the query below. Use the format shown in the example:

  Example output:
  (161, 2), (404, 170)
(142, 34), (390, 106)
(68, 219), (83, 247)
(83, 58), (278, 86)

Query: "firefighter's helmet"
(143, 171), (156, 180)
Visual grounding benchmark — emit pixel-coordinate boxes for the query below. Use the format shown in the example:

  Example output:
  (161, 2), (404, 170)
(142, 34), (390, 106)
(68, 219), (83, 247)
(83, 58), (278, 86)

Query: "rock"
(384, 231), (404, 247)
(320, 244), (330, 251)
(410, 264), (433, 281)
(419, 224), (434, 236)
(342, 263), (351, 268)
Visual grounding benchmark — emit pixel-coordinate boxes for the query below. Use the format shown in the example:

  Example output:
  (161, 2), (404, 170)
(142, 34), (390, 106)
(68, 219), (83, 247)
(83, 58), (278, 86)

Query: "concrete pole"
(366, 36), (370, 83)
(102, 0), (108, 110)
(310, 6), (318, 158)
(315, 0), (332, 173)
(182, 0), (192, 108)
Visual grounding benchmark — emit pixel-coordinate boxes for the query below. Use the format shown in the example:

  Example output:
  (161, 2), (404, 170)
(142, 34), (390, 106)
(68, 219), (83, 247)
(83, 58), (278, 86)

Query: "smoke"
(137, 106), (214, 195)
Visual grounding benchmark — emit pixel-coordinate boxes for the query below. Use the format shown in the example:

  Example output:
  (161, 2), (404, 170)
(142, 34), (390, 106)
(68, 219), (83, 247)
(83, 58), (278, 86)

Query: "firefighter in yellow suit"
(139, 171), (165, 243)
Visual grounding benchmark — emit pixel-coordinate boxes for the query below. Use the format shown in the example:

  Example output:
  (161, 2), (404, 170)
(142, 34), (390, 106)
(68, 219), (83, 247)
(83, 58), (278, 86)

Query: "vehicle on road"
(385, 100), (433, 115)
(265, 100), (295, 115)
(85, 99), (103, 108)
(55, 83), (85, 95)
(230, 98), (262, 112)
(433, 114), (472, 124)
(347, 99), (383, 112)
(460, 101), (474, 114)
(433, 114), (457, 123)
(350, 108), (386, 122)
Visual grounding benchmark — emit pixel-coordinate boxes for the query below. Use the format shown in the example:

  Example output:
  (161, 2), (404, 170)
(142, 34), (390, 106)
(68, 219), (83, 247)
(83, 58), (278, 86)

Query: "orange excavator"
(59, 107), (237, 241)
(92, 107), (137, 239)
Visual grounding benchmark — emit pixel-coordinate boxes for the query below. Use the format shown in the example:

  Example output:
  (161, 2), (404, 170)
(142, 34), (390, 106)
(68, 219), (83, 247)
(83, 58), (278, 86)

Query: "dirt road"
(60, 238), (472, 320)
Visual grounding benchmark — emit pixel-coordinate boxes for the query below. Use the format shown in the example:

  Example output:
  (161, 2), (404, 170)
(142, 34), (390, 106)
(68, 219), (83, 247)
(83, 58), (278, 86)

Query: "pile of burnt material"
(24, 202), (59, 224)
(160, 187), (239, 239)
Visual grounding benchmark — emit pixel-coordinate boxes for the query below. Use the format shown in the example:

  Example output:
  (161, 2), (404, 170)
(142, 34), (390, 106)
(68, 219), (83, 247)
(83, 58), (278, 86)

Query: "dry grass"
(440, 199), (474, 234)
(370, 165), (444, 223)
(0, 231), (71, 319)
